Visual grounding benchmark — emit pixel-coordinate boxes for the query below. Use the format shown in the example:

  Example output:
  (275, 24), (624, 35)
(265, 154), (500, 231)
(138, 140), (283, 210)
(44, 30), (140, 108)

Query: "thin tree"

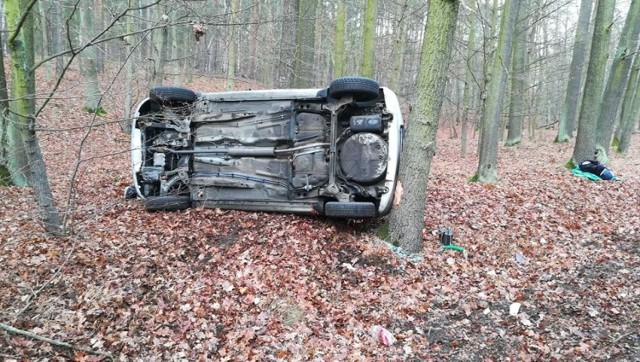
(595, 0), (640, 160)
(505, 1), (527, 146)
(556, 0), (592, 142)
(472, 0), (521, 182)
(333, 0), (346, 78)
(79, 0), (103, 114)
(152, 3), (169, 87)
(293, 0), (318, 87)
(460, 0), (477, 156)
(389, 0), (460, 254)
(570, 0), (615, 166)
(390, 0), (408, 91)
(361, 0), (378, 78)
(227, 0), (240, 90)
(616, 50), (640, 154)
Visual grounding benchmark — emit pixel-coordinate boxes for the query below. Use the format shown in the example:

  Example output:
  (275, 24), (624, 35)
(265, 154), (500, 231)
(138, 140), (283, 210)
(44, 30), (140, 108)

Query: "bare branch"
(0, 322), (113, 359)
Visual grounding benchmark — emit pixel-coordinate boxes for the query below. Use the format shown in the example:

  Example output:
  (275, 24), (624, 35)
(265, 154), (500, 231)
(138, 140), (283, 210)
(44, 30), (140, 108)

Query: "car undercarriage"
(130, 77), (403, 217)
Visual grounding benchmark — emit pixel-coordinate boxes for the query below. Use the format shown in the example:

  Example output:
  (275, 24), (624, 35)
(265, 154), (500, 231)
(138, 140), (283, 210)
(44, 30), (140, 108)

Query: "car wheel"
(329, 77), (380, 102)
(149, 86), (197, 104)
(145, 195), (191, 211)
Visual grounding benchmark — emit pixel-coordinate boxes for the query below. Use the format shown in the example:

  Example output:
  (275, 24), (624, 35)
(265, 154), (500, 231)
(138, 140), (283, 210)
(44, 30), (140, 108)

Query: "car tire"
(329, 77), (380, 102)
(145, 195), (191, 211)
(149, 86), (197, 104)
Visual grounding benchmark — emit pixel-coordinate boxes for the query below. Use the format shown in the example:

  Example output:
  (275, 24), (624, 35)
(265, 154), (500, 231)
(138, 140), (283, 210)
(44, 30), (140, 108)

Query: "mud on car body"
(129, 77), (404, 218)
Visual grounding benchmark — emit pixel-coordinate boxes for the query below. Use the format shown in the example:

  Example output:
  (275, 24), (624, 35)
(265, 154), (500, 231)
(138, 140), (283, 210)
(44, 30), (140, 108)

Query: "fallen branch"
(0, 323), (112, 360)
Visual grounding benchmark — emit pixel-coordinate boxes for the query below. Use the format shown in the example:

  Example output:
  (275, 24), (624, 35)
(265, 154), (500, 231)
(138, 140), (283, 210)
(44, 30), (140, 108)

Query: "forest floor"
(1, 69), (639, 361)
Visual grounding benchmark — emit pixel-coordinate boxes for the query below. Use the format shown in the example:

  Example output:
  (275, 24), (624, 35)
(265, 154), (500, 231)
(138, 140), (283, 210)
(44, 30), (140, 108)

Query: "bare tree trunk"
(595, 0), (640, 161)
(390, 0), (408, 92)
(49, 0), (65, 76)
(5, 0), (63, 235)
(123, 0), (135, 132)
(616, 51), (640, 154)
(79, 0), (102, 113)
(389, 0), (460, 254)
(227, 0), (240, 90)
(94, 0), (104, 73)
(474, 0), (521, 182)
(505, 1), (527, 146)
(152, 4), (168, 87)
(293, 0), (318, 87)
(249, 0), (260, 80)
(556, 0), (592, 142)
(333, 0), (346, 78)
(361, 0), (378, 78)
(277, 0), (297, 87)
(460, 0), (477, 156)
(570, 0), (615, 166)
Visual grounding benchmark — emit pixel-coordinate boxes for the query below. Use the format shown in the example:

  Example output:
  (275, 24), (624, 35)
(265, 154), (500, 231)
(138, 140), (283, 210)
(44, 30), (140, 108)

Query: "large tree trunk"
(361, 0), (378, 78)
(505, 1), (527, 146)
(474, 0), (521, 182)
(293, 0), (318, 87)
(389, 0), (460, 254)
(570, 0), (615, 166)
(79, 0), (102, 113)
(332, 0), (346, 79)
(556, 0), (592, 142)
(595, 0), (640, 161)
(5, 0), (63, 235)
(0, 29), (16, 186)
(0, 29), (28, 186)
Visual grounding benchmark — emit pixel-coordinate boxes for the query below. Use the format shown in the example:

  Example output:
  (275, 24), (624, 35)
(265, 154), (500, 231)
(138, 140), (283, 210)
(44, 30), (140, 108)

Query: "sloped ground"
(1, 70), (639, 360)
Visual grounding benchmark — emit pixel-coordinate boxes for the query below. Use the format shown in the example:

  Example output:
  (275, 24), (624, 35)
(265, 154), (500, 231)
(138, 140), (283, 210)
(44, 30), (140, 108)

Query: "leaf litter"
(1, 68), (639, 360)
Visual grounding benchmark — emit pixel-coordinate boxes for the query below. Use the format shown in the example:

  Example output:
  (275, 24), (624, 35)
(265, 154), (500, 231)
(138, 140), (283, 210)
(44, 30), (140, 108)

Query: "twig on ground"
(0, 322), (113, 359)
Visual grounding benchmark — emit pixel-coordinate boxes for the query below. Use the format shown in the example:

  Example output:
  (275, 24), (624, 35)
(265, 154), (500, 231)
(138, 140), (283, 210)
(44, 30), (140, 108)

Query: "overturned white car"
(129, 77), (403, 217)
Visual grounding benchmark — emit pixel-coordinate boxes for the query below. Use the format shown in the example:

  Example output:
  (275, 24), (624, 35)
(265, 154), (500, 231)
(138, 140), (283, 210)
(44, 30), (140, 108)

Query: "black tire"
(328, 77), (380, 102)
(149, 86), (197, 104)
(145, 195), (191, 211)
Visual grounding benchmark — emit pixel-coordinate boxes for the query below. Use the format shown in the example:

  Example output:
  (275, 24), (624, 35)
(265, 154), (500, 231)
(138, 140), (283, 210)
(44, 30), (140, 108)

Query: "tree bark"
(390, 0), (408, 92)
(570, 0), (615, 166)
(123, 0), (135, 132)
(505, 1), (527, 146)
(293, 0), (318, 87)
(460, 0), (477, 156)
(5, 0), (63, 235)
(277, 0), (297, 87)
(556, 0), (592, 142)
(249, 0), (260, 80)
(595, 0), (640, 161)
(152, 3), (168, 87)
(333, 0), (346, 79)
(227, 0), (240, 90)
(389, 0), (460, 254)
(361, 0), (378, 78)
(616, 51), (640, 154)
(474, 0), (521, 182)
(79, 0), (102, 113)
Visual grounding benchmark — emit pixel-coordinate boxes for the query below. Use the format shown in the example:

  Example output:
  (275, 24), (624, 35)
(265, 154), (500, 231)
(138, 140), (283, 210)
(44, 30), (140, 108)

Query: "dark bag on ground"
(579, 160), (615, 180)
